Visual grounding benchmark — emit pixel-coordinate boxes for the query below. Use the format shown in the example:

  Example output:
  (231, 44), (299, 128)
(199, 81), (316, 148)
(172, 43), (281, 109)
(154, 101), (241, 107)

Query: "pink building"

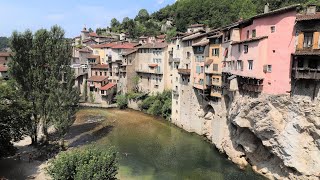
(230, 5), (298, 95)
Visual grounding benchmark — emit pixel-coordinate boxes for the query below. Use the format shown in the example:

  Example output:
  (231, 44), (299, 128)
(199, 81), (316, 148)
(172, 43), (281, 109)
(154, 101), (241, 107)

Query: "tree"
(116, 94), (127, 109)
(88, 28), (94, 32)
(135, 9), (150, 22)
(0, 37), (9, 51)
(9, 26), (79, 145)
(110, 18), (121, 32)
(46, 146), (118, 180)
(0, 81), (31, 157)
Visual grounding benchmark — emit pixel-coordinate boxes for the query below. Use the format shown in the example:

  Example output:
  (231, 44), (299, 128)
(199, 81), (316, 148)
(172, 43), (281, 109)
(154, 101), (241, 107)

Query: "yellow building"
(206, 32), (223, 98)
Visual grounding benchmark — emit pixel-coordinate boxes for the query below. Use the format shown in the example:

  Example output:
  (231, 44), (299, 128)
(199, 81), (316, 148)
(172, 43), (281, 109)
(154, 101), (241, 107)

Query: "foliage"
(46, 146), (118, 180)
(89, 92), (95, 103)
(9, 26), (80, 144)
(126, 91), (144, 100)
(139, 91), (172, 120)
(88, 28), (94, 33)
(116, 94), (128, 109)
(0, 81), (31, 157)
(0, 37), (9, 51)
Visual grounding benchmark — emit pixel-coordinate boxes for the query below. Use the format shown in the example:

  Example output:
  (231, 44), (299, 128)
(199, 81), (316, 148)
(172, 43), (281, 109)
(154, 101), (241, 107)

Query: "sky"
(0, 0), (176, 38)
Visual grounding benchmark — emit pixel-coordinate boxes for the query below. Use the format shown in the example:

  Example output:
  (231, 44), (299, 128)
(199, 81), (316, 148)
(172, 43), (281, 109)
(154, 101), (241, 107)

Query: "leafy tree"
(46, 146), (118, 180)
(9, 26), (79, 145)
(0, 81), (31, 157)
(88, 28), (94, 33)
(116, 94), (127, 109)
(110, 18), (121, 32)
(0, 37), (9, 50)
(135, 9), (150, 22)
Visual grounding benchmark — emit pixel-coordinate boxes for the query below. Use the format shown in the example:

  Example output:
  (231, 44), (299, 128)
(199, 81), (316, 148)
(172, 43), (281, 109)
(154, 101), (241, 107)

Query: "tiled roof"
(88, 55), (100, 59)
(90, 42), (117, 49)
(111, 43), (139, 49)
(88, 76), (108, 82)
(89, 32), (98, 37)
(83, 38), (97, 43)
(92, 64), (108, 69)
(100, 83), (116, 91)
(122, 48), (138, 56)
(252, 4), (300, 20)
(157, 34), (166, 39)
(182, 32), (206, 41)
(138, 42), (168, 49)
(178, 69), (191, 75)
(293, 50), (320, 56)
(78, 47), (92, 53)
(231, 36), (268, 45)
(207, 33), (223, 39)
(296, 12), (320, 21)
(192, 40), (209, 47)
(0, 52), (10, 57)
(188, 24), (205, 28)
(0, 66), (8, 72)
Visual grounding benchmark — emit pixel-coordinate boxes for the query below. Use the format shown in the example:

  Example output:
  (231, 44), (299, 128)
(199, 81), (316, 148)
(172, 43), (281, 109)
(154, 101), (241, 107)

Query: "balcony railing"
(292, 68), (320, 80)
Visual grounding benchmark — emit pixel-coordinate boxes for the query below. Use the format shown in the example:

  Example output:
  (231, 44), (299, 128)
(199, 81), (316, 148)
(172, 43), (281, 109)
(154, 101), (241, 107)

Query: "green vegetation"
(9, 26), (80, 145)
(46, 146), (118, 180)
(0, 37), (9, 51)
(0, 81), (31, 158)
(116, 94), (128, 109)
(89, 91), (95, 103)
(108, 0), (318, 37)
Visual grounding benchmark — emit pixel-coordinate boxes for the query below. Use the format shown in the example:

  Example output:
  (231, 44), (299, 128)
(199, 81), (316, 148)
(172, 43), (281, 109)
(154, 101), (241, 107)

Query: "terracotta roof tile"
(296, 12), (320, 21)
(78, 47), (92, 53)
(92, 64), (109, 69)
(90, 42), (117, 49)
(231, 36), (268, 45)
(111, 43), (139, 49)
(88, 76), (108, 82)
(0, 52), (11, 57)
(138, 42), (167, 49)
(205, 59), (213, 66)
(0, 66), (8, 72)
(122, 48), (138, 56)
(182, 32), (206, 41)
(89, 32), (98, 37)
(100, 83), (116, 90)
(192, 40), (209, 47)
(83, 38), (97, 43)
(148, 64), (158, 68)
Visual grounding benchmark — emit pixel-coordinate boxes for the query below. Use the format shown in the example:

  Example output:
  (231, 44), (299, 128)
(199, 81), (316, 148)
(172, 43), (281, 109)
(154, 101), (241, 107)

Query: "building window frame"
(248, 60), (253, 70)
(244, 45), (249, 53)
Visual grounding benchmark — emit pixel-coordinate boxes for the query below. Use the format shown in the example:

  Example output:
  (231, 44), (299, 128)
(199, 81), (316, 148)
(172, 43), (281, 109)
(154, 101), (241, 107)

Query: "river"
(0, 108), (264, 179)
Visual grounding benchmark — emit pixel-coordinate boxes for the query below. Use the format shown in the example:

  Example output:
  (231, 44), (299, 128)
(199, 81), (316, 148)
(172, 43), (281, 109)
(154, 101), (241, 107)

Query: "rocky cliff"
(217, 95), (320, 179)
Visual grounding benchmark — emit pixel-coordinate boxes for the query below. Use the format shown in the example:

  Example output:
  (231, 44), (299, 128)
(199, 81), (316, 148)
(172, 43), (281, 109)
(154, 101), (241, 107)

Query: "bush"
(139, 95), (156, 110)
(139, 91), (172, 119)
(147, 99), (162, 116)
(116, 94), (128, 109)
(46, 146), (118, 180)
(126, 91), (143, 100)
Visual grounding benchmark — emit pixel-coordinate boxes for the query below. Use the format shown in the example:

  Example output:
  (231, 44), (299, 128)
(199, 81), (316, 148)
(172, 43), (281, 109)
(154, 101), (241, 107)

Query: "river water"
(74, 108), (264, 180)
(0, 108), (264, 179)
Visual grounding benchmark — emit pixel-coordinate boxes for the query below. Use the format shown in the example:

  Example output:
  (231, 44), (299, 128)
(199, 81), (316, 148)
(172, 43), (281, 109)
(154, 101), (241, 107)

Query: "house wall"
(91, 68), (108, 77)
(119, 52), (137, 93)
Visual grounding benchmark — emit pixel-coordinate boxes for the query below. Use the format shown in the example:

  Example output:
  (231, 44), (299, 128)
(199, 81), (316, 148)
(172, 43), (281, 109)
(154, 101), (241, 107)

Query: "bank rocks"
(219, 95), (320, 179)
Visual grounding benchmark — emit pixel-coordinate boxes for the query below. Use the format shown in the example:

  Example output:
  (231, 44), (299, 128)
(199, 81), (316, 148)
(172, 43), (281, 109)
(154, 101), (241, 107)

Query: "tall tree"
(0, 81), (31, 157)
(135, 9), (150, 22)
(9, 26), (79, 145)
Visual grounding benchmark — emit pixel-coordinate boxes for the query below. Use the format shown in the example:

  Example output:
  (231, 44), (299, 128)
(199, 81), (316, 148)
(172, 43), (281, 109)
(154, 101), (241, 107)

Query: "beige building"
(118, 49), (138, 93)
(135, 42), (170, 94)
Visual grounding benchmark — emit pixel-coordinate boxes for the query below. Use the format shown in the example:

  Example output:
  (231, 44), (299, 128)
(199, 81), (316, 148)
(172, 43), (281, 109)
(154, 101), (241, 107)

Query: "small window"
(271, 26), (275, 33)
(212, 48), (219, 56)
(237, 60), (243, 71)
(303, 32), (313, 48)
(100, 72), (102, 76)
(246, 30), (250, 39)
(267, 65), (272, 72)
(252, 29), (256, 38)
(104, 72), (107, 76)
(95, 72), (98, 76)
(244, 45), (249, 53)
(177, 45), (180, 50)
(248, 60), (253, 70)
(213, 64), (218, 71)
(187, 52), (191, 59)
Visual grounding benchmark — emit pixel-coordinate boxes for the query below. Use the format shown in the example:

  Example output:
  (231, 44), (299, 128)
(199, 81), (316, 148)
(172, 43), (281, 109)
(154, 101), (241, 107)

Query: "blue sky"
(0, 0), (175, 38)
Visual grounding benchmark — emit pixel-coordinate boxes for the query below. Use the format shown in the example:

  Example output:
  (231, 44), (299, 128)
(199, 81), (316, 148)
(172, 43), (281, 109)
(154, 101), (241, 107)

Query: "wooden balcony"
(177, 69), (191, 76)
(292, 68), (320, 79)
(240, 84), (263, 93)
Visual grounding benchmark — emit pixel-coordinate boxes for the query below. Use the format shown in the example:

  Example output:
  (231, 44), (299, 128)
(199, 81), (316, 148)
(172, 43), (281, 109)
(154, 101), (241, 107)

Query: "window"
(187, 40), (192, 46)
(95, 72), (98, 76)
(271, 26), (275, 33)
(196, 46), (204, 52)
(303, 32), (314, 48)
(212, 48), (219, 56)
(248, 60), (253, 70)
(196, 56), (204, 62)
(101, 90), (105, 94)
(238, 44), (241, 52)
(252, 29), (256, 38)
(177, 45), (180, 50)
(244, 45), (249, 53)
(246, 30), (250, 39)
(200, 66), (204, 73)
(237, 60), (243, 71)
(196, 66), (201, 73)
(186, 64), (189, 69)
(187, 52), (191, 59)
(267, 65), (272, 72)
(100, 72), (102, 76)
(213, 64), (218, 71)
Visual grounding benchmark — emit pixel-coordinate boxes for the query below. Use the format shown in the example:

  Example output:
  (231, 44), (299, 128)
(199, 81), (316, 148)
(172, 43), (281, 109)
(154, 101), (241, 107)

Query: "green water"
(77, 108), (264, 180)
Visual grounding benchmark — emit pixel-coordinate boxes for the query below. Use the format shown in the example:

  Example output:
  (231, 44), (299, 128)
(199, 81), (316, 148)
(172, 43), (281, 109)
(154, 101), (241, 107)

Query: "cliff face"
(222, 95), (320, 179)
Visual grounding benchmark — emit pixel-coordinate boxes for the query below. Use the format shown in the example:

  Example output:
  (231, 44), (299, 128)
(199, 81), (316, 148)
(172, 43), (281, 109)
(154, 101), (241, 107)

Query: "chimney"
(306, 4), (316, 15)
(264, 3), (269, 13)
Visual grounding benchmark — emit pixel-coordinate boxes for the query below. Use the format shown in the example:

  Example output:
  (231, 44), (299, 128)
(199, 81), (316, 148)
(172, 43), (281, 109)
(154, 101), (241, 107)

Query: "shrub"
(46, 146), (118, 180)
(147, 99), (162, 116)
(116, 94), (128, 109)
(161, 98), (172, 120)
(139, 95), (156, 110)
